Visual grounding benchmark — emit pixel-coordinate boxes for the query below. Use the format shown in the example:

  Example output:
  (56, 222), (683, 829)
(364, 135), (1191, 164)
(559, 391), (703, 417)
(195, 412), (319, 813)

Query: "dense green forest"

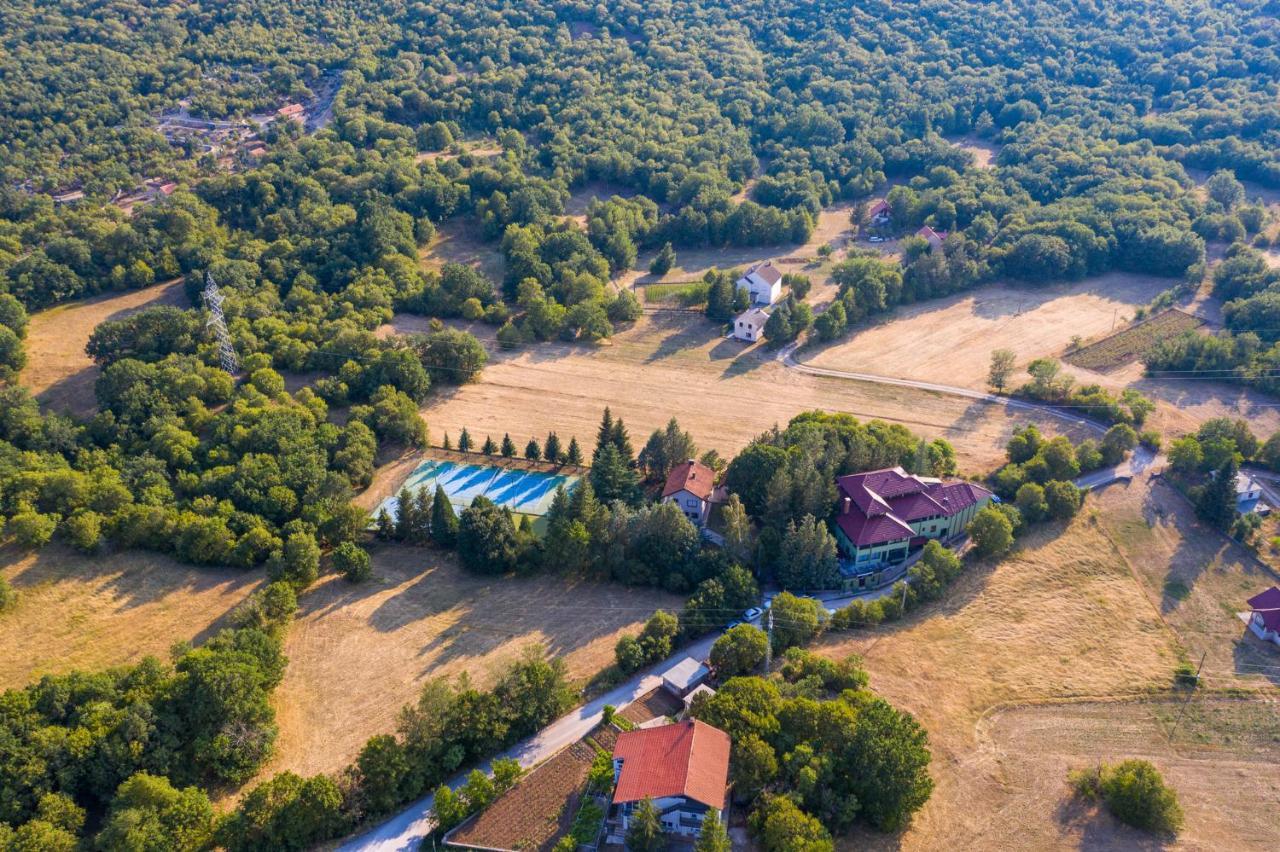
(3, 0), (1280, 847)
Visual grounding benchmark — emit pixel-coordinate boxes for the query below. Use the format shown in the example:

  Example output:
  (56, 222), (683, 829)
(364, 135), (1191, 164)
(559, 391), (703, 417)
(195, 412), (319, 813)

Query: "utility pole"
(203, 271), (239, 375)
(1167, 651), (1206, 743)
(763, 607), (774, 673)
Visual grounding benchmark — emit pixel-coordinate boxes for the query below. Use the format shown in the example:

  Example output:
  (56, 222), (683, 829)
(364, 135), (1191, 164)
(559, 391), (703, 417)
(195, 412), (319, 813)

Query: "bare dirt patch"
(415, 311), (1092, 475)
(805, 274), (1168, 390)
(20, 278), (188, 417)
(565, 181), (637, 227)
(420, 217), (505, 285)
(265, 546), (682, 780)
(946, 134), (1002, 169)
(0, 543), (259, 690)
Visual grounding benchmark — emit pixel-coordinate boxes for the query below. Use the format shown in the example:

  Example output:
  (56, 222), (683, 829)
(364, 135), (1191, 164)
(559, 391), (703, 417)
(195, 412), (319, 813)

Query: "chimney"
(842, 497), (851, 515)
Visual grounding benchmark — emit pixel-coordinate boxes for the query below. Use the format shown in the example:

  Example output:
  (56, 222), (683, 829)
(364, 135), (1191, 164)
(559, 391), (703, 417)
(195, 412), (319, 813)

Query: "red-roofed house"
(736, 261), (783, 306)
(662, 459), (724, 527)
(917, 226), (948, 250)
(869, 199), (891, 225)
(606, 719), (730, 844)
(276, 103), (306, 123)
(834, 467), (993, 585)
(1246, 587), (1280, 646)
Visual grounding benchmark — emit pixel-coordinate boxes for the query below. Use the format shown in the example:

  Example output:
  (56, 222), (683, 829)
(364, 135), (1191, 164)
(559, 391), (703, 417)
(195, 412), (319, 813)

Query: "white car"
(742, 607), (764, 622)
(868, 235), (885, 243)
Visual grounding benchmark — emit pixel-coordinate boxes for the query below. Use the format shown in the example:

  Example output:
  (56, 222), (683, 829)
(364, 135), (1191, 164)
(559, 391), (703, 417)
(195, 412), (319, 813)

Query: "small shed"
(662, 657), (710, 697)
(732, 306), (771, 343)
(683, 683), (716, 712)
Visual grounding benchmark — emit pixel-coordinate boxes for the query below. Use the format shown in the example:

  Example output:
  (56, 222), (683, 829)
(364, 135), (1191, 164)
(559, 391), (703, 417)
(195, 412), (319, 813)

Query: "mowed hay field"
(813, 506), (1187, 850)
(20, 278), (188, 417)
(416, 311), (1093, 475)
(0, 543), (260, 689)
(264, 546), (683, 780)
(803, 273), (1169, 390)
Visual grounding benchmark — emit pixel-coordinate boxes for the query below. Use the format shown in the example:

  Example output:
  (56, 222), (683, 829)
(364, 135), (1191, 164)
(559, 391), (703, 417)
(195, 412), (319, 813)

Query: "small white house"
(736, 261), (782, 305)
(1237, 472), (1263, 513)
(732, 306), (771, 343)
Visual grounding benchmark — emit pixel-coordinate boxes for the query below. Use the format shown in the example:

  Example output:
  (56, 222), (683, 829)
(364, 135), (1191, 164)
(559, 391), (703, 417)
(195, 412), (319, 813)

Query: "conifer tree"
(1196, 457), (1238, 531)
(591, 442), (641, 505)
(375, 507), (396, 541)
(395, 487), (415, 541)
(501, 433), (517, 458)
(525, 438), (541, 461)
(566, 437), (583, 466)
(441, 433), (452, 450)
(544, 432), (562, 464)
(411, 488), (433, 544)
(594, 408), (615, 462)
(458, 427), (473, 453)
(430, 485), (458, 546)
(482, 435), (498, 455)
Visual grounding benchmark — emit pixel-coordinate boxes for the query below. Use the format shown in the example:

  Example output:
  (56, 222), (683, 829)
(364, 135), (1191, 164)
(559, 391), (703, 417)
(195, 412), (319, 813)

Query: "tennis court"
(374, 458), (580, 521)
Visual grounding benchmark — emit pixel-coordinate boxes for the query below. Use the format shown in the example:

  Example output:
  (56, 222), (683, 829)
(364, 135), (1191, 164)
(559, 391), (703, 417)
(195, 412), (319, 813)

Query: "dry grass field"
(1066, 309), (1205, 372)
(263, 546), (682, 780)
(420, 216), (506, 285)
(817, 472), (1280, 850)
(0, 543), (259, 689)
(19, 278), (188, 417)
(803, 274), (1169, 391)
(410, 311), (1091, 477)
(947, 135), (1002, 169)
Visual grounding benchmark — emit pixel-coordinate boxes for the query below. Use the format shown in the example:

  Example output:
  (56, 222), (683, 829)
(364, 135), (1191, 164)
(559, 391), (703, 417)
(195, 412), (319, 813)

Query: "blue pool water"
(374, 458), (580, 521)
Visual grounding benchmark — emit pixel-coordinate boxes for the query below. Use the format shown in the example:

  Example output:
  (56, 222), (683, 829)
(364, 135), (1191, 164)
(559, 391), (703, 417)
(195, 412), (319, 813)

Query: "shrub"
(1069, 759), (1183, 835)
(0, 575), (15, 612)
(9, 509), (58, 549)
(967, 505), (1014, 557)
(333, 541), (372, 582)
(710, 624), (769, 677)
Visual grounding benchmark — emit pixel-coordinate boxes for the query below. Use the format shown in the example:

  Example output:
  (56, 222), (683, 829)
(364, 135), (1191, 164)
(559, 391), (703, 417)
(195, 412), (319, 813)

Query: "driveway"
(1075, 446), (1162, 490)
(339, 629), (729, 851)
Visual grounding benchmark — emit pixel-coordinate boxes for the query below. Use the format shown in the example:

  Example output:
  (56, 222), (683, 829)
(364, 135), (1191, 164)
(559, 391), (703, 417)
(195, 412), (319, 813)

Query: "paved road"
(339, 629), (727, 851)
(779, 343), (1108, 435)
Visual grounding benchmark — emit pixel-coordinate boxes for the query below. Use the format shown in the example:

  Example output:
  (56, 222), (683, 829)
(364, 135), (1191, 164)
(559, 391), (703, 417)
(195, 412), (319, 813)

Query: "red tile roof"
(917, 226), (948, 246)
(663, 459), (716, 501)
(869, 199), (891, 217)
(612, 720), (729, 810)
(1247, 587), (1280, 632)
(834, 467), (992, 548)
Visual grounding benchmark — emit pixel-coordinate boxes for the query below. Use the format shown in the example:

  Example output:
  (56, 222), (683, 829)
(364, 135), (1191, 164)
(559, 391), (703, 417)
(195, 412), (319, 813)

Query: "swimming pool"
(374, 458), (580, 521)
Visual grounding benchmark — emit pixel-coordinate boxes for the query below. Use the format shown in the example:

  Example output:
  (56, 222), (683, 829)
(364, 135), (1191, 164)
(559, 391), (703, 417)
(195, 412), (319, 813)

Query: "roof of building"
(1236, 472), (1260, 496)
(917, 225), (948, 245)
(834, 466), (992, 548)
(1247, 587), (1280, 632)
(663, 459), (717, 501)
(736, 306), (772, 324)
(612, 720), (730, 810)
(661, 656), (710, 691)
(869, 199), (891, 216)
(742, 261), (783, 286)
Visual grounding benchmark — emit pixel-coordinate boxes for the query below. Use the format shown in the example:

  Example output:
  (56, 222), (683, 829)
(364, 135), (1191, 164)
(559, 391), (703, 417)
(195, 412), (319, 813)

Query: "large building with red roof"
(834, 467), (993, 586)
(661, 459), (725, 527)
(606, 719), (730, 843)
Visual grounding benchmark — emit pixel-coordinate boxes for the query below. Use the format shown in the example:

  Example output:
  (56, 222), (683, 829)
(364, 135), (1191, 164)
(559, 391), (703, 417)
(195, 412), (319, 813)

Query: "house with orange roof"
(661, 459), (725, 527)
(606, 719), (730, 844)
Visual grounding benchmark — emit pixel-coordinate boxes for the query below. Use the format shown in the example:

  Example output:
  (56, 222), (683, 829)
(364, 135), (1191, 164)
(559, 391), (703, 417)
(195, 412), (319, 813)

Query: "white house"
(606, 720), (730, 844)
(736, 261), (782, 305)
(1237, 472), (1263, 513)
(661, 459), (723, 526)
(731, 306), (770, 342)
(1246, 587), (1280, 646)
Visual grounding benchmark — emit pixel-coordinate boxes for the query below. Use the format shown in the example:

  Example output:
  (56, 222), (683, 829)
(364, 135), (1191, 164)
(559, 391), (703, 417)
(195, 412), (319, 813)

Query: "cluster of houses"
(729, 261), (784, 343)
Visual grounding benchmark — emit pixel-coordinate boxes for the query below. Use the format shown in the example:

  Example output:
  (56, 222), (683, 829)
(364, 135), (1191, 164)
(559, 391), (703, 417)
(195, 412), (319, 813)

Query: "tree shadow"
(1232, 630), (1280, 687)
(1055, 795), (1173, 851)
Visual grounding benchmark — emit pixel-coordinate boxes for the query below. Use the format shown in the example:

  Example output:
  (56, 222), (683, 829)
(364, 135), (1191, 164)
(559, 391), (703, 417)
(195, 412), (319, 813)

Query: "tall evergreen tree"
(693, 810), (731, 852)
(458, 427), (473, 452)
(594, 408), (615, 462)
(482, 435), (498, 455)
(411, 489), (433, 544)
(430, 485), (458, 546)
(394, 487), (415, 541)
(375, 507), (396, 541)
(591, 442), (641, 505)
(1196, 457), (1239, 531)
(501, 433), (517, 458)
(441, 432), (452, 450)
(544, 432), (562, 464)
(525, 438), (541, 461)
(566, 437), (584, 466)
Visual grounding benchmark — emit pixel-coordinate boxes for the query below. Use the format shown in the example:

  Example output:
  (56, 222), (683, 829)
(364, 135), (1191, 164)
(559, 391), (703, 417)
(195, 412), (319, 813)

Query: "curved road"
(777, 342), (1108, 435)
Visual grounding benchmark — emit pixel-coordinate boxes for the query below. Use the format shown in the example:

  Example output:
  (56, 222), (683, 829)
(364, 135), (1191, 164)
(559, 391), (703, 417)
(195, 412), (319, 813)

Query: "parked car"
(742, 607), (763, 622)
(868, 235), (885, 243)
